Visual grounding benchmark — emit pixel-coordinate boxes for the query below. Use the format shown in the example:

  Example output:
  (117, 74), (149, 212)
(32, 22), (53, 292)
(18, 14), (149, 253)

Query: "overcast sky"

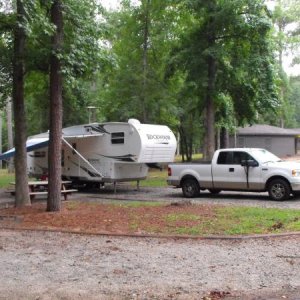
(100, 0), (121, 10)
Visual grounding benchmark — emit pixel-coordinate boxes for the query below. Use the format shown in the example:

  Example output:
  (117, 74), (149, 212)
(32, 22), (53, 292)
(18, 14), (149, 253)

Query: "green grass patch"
(136, 153), (204, 188)
(135, 169), (168, 188)
(0, 169), (15, 188)
(123, 204), (300, 236)
(217, 206), (300, 235)
(165, 213), (200, 222)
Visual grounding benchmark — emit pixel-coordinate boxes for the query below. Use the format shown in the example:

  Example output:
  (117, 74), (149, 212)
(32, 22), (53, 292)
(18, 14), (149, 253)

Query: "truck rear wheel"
(182, 178), (200, 198)
(268, 179), (291, 201)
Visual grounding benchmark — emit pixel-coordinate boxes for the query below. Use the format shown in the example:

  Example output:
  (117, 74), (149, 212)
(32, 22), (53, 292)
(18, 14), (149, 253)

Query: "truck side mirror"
(241, 159), (258, 167)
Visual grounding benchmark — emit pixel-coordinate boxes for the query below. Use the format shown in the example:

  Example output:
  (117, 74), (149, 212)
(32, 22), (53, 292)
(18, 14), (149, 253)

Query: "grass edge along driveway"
(1, 201), (300, 237)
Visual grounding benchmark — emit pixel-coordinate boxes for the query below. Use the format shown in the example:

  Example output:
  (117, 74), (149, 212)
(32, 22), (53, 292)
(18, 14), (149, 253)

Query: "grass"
(0, 169), (15, 188)
(138, 169), (168, 187)
(167, 206), (300, 236)
(217, 206), (300, 235)
(123, 204), (300, 236)
(2, 162), (299, 236)
(138, 153), (204, 188)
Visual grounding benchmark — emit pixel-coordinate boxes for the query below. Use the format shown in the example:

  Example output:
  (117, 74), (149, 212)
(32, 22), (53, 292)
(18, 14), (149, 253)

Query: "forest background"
(0, 0), (300, 161)
(0, 0), (299, 210)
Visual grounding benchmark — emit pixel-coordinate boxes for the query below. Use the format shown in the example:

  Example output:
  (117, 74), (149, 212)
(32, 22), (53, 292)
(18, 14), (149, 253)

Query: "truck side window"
(232, 152), (256, 165)
(217, 152), (232, 164)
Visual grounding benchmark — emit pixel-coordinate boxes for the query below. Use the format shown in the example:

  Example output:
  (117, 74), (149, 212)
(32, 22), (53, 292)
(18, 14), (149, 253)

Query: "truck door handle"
(229, 168), (234, 172)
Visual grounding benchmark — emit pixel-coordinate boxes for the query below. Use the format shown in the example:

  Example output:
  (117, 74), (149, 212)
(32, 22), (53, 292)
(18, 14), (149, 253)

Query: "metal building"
(230, 125), (299, 157)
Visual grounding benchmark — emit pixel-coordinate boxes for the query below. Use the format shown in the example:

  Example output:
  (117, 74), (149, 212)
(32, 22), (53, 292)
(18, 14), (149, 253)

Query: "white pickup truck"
(167, 148), (300, 201)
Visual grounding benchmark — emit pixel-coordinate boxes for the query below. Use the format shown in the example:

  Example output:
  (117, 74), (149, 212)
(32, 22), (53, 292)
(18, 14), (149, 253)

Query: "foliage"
(167, 0), (278, 158)
(100, 0), (181, 127)
(0, 0), (108, 135)
(0, 0), (299, 165)
(289, 76), (300, 125)
(269, 0), (300, 127)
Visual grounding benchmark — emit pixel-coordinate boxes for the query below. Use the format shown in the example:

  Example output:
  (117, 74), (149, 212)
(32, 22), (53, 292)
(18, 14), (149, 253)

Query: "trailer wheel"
(182, 178), (200, 198)
(268, 179), (291, 201)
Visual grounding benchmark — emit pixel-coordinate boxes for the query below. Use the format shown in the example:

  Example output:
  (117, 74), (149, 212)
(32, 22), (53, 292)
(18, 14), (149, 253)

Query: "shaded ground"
(0, 201), (219, 236)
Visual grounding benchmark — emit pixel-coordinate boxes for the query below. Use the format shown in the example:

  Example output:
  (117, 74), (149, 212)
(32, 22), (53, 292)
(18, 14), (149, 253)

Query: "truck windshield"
(253, 149), (282, 164)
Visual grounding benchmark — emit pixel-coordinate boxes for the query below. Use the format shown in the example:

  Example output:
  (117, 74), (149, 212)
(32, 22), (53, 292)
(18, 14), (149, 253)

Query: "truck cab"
(167, 148), (300, 201)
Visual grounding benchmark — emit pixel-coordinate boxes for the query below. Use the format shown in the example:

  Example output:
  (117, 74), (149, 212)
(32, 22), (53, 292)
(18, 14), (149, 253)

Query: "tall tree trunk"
(277, 0), (286, 128)
(204, 8), (217, 160)
(220, 127), (229, 149)
(12, 0), (30, 207)
(141, 0), (150, 123)
(204, 55), (216, 160)
(47, 0), (63, 212)
(6, 98), (14, 173)
(0, 111), (2, 169)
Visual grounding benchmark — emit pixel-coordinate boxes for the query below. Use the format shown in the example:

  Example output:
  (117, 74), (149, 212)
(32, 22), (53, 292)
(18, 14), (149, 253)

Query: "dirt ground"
(0, 201), (218, 236)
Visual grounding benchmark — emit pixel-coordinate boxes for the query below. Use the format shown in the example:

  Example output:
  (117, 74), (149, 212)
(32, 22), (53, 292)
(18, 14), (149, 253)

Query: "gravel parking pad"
(1, 186), (300, 299)
(1, 229), (300, 299)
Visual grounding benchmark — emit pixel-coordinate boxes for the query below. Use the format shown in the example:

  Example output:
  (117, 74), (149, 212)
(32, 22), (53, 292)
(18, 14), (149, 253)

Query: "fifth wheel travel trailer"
(0, 119), (177, 189)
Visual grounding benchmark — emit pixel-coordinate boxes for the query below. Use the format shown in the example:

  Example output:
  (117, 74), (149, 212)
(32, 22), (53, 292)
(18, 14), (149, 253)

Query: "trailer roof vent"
(128, 119), (140, 126)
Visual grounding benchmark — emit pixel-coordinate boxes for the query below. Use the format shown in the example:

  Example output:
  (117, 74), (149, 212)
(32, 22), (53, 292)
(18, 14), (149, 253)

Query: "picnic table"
(9, 180), (77, 200)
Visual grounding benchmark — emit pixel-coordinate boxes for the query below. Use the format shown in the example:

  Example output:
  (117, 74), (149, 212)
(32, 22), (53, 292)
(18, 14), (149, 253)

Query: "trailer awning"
(0, 138), (49, 160)
(63, 133), (104, 139)
(0, 133), (103, 161)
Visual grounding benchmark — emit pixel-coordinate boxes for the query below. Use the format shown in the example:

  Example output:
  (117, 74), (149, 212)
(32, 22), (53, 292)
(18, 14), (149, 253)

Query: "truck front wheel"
(182, 179), (200, 198)
(268, 179), (291, 201)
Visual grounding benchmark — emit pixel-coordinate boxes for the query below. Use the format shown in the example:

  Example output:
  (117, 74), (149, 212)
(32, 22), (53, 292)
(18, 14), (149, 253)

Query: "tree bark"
(204, 8), (217, 160)
(12, 0), (30, 207)
(141, 0), (150, 123)
(204, 55), (216, 160)
(47, 0), (63, 212)
(0, 111), (2, 169)
(220, 127), (229, 149)
(6, 98), (14, 173)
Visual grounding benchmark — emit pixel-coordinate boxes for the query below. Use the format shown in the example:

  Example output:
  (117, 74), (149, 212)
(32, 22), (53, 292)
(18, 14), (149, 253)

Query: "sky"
(100, 0), (121, 10)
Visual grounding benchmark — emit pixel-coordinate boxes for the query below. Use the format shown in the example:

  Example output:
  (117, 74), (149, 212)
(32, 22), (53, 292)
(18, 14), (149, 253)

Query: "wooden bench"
(28, 189), (78, 200)
(9, 181), (78, 201)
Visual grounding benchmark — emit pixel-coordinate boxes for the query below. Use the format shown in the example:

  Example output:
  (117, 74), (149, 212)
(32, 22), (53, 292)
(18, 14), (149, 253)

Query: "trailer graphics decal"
(146, 134), (170, 144)
(99, 154), (136, 162)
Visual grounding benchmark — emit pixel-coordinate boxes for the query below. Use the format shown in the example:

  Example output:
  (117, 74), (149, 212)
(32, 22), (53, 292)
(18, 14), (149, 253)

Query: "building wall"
(229, 135), (296, 157)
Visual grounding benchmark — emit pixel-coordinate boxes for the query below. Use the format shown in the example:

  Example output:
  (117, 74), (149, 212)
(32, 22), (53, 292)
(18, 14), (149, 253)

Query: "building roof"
(237, 124), (300, 136)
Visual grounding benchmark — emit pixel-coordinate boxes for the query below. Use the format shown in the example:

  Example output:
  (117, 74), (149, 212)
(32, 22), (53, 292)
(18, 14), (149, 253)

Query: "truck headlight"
(292, 169), (300, 177)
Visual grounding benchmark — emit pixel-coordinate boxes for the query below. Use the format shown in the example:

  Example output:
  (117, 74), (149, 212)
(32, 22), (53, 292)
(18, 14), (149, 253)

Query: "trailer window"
(72, 143), (77, 155)
(31, 151), (46, 158)
(111, 132), (124, 144)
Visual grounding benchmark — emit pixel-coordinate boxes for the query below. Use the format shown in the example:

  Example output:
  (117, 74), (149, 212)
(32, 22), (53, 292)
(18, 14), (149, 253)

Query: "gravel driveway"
(74, 185), (300, 210)
(0, 230), (300, 300)
(1, 186), (300, 299)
